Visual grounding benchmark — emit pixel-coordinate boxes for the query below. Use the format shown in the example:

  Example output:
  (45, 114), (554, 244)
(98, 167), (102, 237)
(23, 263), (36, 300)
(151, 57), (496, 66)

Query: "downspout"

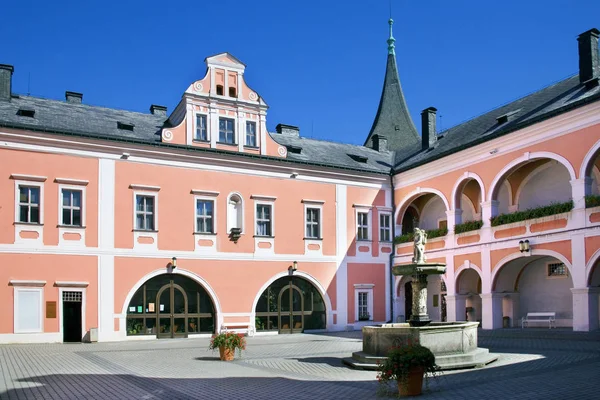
(389, 172), (396, 323)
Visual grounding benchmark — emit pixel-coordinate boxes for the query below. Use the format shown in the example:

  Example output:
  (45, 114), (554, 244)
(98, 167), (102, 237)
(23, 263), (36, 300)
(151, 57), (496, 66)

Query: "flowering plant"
(209, 332), (247, 357)
(376, 339), (438, 386)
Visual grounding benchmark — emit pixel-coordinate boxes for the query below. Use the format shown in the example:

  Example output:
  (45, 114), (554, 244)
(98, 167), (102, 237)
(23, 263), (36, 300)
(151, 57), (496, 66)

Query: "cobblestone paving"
(1, 329), (599, 399)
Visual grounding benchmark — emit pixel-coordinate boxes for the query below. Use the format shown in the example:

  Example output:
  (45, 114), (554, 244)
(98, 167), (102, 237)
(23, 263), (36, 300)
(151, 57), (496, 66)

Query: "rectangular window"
(246, 121), (257, 147)
(61, 189), (82, 226)
(358, 292), (369, 320)
(379, 213), (391, 242)
(219, 118), (236, 144)
(256, 204), (272, 236)
(15, 288), (43, 333)
(196, 199), (214, 233)
(135, 195), (155, 231)
(357, 212), (369, 240)
(306, 207), (320, 239)
(548, 262), (567, 277)
(18, 185), (40, 224)
(195, 114), (208, 141)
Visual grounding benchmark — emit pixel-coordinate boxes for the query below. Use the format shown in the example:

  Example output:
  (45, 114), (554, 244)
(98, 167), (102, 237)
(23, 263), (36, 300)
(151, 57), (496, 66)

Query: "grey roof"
(269, 133), (394, 174)
(394, 74), (600, 172)
(0, 95), (165, 142)
(364, 54), (420, 153)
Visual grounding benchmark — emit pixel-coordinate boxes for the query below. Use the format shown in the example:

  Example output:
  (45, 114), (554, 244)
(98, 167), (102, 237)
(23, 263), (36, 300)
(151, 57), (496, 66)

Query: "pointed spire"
(387, 18), (395, 55)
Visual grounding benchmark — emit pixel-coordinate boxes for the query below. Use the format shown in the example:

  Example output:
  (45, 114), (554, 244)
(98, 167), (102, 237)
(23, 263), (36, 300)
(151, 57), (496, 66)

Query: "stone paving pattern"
(1, 329), (599, 399)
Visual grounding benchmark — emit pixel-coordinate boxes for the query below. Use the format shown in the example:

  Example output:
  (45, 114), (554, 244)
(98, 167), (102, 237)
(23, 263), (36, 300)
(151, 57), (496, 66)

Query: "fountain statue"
(344, 227), (498, 370)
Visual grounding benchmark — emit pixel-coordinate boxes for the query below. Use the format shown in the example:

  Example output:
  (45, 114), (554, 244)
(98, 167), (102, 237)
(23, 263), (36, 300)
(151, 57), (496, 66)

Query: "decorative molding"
(54, 281), (89, 288)
(10, 174), (47, 182)
(354, 283), (375, 289)
(54, 178), (89, 186)
(191, 189), (220, 197)
(301, 199), (325, 205)
(251, 195), (277, 201)
(9, 280), (46, 287)
(129, 184), (161, 192)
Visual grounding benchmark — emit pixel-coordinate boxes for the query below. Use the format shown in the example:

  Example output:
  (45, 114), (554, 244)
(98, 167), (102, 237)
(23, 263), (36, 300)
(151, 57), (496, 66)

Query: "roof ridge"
(438, 72), (578, 135)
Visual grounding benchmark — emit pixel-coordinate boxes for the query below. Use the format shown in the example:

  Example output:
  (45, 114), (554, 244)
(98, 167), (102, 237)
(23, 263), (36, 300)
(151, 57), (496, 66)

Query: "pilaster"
(571, 287), (600, 331)
(481, 293), (503, 329)
(445, 294), (468, 322)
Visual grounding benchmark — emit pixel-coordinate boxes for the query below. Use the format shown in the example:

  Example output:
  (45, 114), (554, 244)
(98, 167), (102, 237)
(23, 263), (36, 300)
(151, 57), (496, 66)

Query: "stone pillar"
(481, 201), (499, 228)
(410, 273), (430, 326)
(571, 178), (591, 227)
(445, 209), (462, 233)
(571, 287), (600, 331)
(481, 293), (503, 329)
(445, 294), (468, 322)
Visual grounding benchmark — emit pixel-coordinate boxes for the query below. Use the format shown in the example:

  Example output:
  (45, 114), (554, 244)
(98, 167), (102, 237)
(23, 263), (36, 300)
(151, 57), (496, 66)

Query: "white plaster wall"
(420, 197), (446, 230)
(518, 162), (571, 210)
(497, 182), (510, 215)
(460, 194), (476, 222)
(518, 258), (573, 326)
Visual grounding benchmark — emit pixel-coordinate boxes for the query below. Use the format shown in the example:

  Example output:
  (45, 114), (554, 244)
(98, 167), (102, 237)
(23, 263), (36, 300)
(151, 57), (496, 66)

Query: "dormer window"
(348, 154), (368, 163)
(229, 87), (237, 98)
(17, 108), (35, 118)
(216, 85), (224, 96)
(117, 122), (134, 131)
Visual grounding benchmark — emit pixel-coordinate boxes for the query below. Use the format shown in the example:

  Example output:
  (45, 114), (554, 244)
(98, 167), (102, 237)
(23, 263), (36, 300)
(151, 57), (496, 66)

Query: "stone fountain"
(344, 228), (498, 370)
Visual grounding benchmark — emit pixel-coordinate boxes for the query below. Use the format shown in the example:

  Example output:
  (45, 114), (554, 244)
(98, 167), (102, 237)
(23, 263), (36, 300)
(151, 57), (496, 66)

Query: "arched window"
(227, 193), (244, 233)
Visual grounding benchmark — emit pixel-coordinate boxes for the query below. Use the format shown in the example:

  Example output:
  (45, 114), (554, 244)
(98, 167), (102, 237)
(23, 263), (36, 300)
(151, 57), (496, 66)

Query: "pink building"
(0, 23), (599, 343)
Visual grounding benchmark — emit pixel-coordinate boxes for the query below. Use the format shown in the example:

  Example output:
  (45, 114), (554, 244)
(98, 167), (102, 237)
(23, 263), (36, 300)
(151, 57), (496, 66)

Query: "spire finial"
(387, 18), (395, 55)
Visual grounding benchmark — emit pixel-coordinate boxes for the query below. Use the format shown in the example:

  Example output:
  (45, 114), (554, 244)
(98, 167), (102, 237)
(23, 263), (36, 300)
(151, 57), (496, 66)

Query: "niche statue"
(412, 227), (427, 264)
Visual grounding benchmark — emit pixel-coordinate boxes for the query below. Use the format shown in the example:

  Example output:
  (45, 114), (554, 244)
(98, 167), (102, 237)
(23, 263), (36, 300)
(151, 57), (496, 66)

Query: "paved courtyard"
(1, 329), (599, 399)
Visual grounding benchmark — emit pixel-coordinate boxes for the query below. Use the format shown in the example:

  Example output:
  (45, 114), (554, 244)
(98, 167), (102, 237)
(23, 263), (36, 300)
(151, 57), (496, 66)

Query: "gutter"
(389, 172), (396, 323)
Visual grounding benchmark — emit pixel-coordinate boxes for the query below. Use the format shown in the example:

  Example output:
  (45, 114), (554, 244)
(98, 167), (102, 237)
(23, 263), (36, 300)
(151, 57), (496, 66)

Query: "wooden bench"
(220, 323), (255, 337)
(521, 312), (556, 329)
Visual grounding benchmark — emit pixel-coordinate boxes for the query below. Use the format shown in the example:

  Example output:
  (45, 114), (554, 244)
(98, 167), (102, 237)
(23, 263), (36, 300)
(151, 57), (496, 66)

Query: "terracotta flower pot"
(219, 346), (235, 361)
(398, 366), (424, 396)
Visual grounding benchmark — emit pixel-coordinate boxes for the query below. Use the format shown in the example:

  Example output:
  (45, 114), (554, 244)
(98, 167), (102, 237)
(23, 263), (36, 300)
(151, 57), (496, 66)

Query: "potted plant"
(209, 331), (246, 361)
(377, 340), (439, 396)
(358, 312), (371, 321)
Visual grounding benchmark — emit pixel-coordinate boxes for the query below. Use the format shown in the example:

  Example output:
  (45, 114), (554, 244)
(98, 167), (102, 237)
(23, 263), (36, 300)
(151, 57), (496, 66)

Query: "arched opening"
(395, 275), (445, 323)
(255, 276), (326, 334)
(493, 255), (574, 328)
(398, 193), (448, 234)
(454, 178), (482, 224)
(491, 157), (573, 215)
(456, 269), (482, 323)
(582, 145), (600, 196)
(126, 274), (216, 338)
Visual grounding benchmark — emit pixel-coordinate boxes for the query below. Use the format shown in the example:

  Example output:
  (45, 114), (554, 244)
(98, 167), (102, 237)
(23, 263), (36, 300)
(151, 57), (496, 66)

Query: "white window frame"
(252, 195), (276, 237)
(245, 120), (257, 147)
(14, 179), (45, 225)
(355, 207), (372, 242)
(218, 117), (236, 145)
(194, 195), (217, 234)
(58, 183), (87, 227)
(227, 192), (244, 234)
(194, 113), (209, 141)
(302, 200), (324, 240)
(13, 285), (44, 334)
(379, 212), (392, 242)
(354, 284), (374, 322)
(134, 192), (158, 231)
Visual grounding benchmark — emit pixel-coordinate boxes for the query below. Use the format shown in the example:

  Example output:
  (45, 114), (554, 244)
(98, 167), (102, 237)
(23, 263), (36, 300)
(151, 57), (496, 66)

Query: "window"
(219, 118), (235, 144)
(61, 189), (82, 226)
(195, 114), (208, 141)
(246, 121), (257, 147)
(14, 287), (43, 333)
(216, 85), (224, 95)
(306, 208), (321, 239)
(18, 186), (40, 223)
(256, 204), (272, 236)
(357, 211), (369, 240)
(379, 213), (391, 242)
(229, 87), (237, 98)
(135, 195), (155, 230)
(358, 292), (369, 320)
(196, 199), (214, 234)
(547, 262), (568, 277)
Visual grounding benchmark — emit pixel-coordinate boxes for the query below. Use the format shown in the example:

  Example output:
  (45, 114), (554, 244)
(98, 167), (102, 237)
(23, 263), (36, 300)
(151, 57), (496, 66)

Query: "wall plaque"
(46, 301), (57, 318)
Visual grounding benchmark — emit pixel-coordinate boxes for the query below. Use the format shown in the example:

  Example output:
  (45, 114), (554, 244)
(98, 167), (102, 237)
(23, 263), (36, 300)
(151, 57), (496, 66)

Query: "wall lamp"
(519, 240), (530, 253)
(170, 257), (177, 269)
(288, 261), (298, 275)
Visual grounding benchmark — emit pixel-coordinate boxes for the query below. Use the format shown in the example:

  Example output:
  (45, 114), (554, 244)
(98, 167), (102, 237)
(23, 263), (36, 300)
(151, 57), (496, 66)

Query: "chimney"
(578, 28), (600, 86)
(275, 123), (299, 137)
(421, 107), (437, 150)
(65, 91), (83, 104)
(372, 134), (388, 152)
(0, 64), (14, 102)
(150, 104), (167, 117)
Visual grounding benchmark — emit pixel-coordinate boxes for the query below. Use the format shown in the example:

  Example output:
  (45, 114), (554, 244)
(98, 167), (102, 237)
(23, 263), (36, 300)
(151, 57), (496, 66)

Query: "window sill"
(14, 222), (43, 226)
(379, 240), (393, 244)
(192, 139), (210, 144)
(244, 145), (259, 150)
(254, 235), (274, 239)
(132, 229), (158, 233)
(194, 232), (217, 236)
(356, 239), (372, 243)
(304, 237), (323, 241)
(216, 141), (238, 147)
(57, 225), (86, 229)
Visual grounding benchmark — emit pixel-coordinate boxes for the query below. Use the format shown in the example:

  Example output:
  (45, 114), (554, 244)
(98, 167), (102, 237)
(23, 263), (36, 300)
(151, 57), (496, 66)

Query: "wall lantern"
(171, 257), (177, 269)
(288, 261), (298, 275)
(519, 240), (530, 253)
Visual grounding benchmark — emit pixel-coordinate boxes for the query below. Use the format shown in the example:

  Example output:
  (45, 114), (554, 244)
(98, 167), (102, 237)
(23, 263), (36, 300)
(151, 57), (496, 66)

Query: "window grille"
(63, 291), (82, 302)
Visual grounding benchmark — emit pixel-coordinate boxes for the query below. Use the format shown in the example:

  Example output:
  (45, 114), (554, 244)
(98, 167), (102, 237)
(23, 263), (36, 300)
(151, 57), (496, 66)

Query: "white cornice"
(129, 184), (161, 192)
(301, 199), (325, 205)
(394, 101), (600, 188)
(9, 280), (46, 287)
(191, 190), (219, 197)
(251, 195), (277, 201)
(54, 178), (89, 186)
(10, 174), (47, 182)
(54, 281), (89, 288)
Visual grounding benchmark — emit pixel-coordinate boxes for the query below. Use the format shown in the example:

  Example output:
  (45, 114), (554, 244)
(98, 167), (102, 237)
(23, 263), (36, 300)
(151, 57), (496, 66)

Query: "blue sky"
(2, 0), (600, 145)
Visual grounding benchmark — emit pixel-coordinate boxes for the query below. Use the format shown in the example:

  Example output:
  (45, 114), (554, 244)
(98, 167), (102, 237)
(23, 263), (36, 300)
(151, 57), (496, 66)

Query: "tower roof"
(364, 19), (420, 153)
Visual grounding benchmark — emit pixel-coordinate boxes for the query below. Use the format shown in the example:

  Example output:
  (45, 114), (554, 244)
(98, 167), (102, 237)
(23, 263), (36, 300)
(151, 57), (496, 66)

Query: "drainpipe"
(389, 173), (396, 323)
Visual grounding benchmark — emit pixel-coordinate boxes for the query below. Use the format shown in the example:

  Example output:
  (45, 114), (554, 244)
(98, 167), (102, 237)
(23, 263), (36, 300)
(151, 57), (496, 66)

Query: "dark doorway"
(62, 291), (82, 342)
(404, 282), (413, 322)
